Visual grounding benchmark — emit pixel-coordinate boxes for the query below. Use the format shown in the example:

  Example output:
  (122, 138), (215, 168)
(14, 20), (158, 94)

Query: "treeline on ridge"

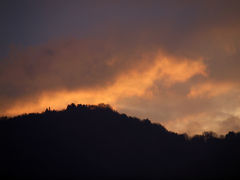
(1, 103), (240, 179)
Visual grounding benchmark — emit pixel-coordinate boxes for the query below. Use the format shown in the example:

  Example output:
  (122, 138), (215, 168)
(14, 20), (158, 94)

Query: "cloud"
(0, 38), (153, 111)
(1, 48), (206, 116)
(218, 116), (240, 133)
(188, 82), (235, 98)
(1, 0), (240, 135)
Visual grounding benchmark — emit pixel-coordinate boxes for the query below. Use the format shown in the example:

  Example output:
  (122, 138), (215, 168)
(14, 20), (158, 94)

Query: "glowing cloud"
(4, 53), (207, 117)
(188, 82), (235, 98)
(1, 0), (240, 135)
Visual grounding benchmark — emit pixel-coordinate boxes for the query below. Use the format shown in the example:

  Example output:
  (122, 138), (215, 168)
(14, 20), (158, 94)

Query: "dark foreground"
(1, 104), (240, 179)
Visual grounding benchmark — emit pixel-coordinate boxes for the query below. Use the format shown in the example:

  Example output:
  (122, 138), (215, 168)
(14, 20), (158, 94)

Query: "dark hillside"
(1, 103), (240, 179)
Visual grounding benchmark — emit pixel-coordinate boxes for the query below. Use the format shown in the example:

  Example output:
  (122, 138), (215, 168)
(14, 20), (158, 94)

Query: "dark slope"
(1, 103), (240, 179)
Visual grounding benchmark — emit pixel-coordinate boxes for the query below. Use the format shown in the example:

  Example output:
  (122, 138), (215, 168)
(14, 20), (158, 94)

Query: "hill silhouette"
(1, 103), (240, 179)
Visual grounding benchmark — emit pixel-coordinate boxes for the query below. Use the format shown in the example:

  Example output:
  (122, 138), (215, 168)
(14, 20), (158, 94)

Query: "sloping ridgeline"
(1, 103), (240, 179)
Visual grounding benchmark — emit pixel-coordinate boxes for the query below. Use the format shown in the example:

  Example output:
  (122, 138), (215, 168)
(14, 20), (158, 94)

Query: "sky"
(1, 0), (240, 135)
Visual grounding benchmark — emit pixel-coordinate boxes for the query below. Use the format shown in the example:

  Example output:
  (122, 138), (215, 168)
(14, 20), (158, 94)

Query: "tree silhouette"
(1, 103), (240, 179)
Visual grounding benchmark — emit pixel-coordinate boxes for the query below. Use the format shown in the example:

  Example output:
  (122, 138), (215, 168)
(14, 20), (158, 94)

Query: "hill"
(1, 103), (240, 179)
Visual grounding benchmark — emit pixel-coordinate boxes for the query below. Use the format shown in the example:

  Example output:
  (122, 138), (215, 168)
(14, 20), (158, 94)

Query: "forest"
(1, 103), (240, 179)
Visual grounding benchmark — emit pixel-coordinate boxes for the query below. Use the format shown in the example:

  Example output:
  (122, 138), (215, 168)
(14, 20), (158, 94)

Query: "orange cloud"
(155, 56), (207, 86)
(162, 113), (209, 135)
(188, 82), (234, 98)
(162, 112), (231, 136)
(4, 53), (207, 116)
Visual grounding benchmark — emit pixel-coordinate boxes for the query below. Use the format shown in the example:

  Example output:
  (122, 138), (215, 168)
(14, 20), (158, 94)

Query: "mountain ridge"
(1, 103), (240, 179)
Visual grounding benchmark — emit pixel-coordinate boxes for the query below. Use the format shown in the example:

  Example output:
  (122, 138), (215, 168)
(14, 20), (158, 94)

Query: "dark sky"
(1, 0), (240, 135)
